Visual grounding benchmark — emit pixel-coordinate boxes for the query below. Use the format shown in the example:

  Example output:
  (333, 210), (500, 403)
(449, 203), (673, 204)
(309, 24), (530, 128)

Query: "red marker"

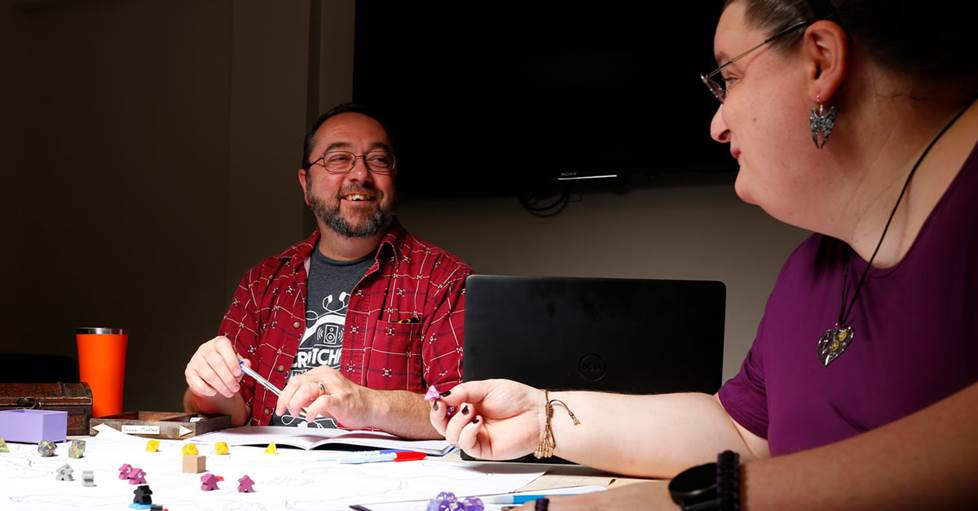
(391, 451), (427, 462)
(338, 451), (427, 464)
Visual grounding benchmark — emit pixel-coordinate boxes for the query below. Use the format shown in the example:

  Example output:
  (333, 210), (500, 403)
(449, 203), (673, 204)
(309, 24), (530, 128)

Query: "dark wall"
(1, 2), (23, 323)
(2, 0), (310, 411)
(354, 2), (734, 198)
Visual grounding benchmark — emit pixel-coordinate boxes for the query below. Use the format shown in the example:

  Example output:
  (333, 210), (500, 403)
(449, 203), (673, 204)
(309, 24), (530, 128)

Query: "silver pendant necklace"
(818, 94), (978, 367)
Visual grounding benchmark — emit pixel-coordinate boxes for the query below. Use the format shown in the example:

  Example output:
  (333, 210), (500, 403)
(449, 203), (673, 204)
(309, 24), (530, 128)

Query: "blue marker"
(484, 495), (561, 504)
(318, 449), (400, 461)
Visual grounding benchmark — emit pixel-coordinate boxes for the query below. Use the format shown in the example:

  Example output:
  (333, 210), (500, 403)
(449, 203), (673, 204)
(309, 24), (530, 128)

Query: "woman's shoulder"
(758, 233), (850, 308)
(778, 233), (845, 279)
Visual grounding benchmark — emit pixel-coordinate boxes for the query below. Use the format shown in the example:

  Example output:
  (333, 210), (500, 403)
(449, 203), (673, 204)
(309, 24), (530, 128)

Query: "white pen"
(239, 359), (320, 418)
(239, 359), (282, 396)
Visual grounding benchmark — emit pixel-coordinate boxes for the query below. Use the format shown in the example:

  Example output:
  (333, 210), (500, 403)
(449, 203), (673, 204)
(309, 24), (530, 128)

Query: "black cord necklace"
(817, 94), (978, 366)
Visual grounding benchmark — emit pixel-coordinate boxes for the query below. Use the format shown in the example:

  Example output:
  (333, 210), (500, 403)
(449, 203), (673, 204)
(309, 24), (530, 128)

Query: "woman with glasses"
(431, 0), (978, 509)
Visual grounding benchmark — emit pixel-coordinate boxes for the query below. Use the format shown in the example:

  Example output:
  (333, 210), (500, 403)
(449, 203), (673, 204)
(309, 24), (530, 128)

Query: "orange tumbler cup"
(76, 327), (128, 417)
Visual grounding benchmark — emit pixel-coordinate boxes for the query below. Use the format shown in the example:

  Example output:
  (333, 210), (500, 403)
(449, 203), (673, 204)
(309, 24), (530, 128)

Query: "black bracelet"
(669, 450), (742, 510)
(716, 450), (740, 511)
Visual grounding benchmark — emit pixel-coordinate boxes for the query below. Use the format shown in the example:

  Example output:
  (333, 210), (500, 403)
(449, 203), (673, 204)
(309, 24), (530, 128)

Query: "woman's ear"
(802, 19), (848, 102)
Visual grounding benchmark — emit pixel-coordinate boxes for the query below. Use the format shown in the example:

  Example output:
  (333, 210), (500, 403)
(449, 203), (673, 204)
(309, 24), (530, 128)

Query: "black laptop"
(461, 274), (726, 462)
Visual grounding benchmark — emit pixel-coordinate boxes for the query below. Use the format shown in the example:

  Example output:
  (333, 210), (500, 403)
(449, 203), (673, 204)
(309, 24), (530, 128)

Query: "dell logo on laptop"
(577, 353), (607, 382)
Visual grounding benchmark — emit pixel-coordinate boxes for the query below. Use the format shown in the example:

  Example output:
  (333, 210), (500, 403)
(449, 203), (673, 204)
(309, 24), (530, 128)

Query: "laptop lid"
(463, 274), (726, 395)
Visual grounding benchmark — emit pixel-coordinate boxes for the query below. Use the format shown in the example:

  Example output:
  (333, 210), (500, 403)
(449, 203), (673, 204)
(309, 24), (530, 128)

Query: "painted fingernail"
(472, 416), (480, 424)
(440, 391), (451, 397)
(461, 405), (469, 415)
(433, 401), (439, 411)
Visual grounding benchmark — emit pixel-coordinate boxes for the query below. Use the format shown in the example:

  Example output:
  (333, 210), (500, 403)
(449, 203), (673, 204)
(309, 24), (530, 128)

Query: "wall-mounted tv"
(353, 2), (734, 198)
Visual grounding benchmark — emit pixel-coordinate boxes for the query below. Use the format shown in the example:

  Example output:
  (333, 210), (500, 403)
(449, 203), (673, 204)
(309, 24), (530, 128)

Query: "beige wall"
(397, 178), (808, 380)
(2, 0), (806, 411)
(226, 1), (310, 288)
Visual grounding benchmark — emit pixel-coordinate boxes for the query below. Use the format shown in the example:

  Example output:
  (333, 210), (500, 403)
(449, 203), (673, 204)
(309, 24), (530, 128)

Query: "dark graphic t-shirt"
(270, 247), (374, 428)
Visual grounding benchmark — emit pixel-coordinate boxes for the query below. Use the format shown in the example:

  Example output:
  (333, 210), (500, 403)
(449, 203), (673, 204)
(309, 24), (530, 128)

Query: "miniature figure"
(145, 439), (160, 453)
(133, 484), (153, 505)
(214, 441), (229, 455)
(69, 439), (86, 459)
(264, 442), (277, 455)
(425, 385), (457, 417)
(130, 484), (156, 509)
(37, 440), (57, 457)
(200, 473), (221, 491)
(128, 467), (147, 485)
(237, 474), (255, 493)
(181, 443), (199, 456)
(426, 491), (485, 511)
(55, 464), (74, 481)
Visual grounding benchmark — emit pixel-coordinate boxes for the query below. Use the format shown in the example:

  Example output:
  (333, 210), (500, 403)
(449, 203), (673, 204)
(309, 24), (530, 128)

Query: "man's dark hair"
(301, 103), (395, 169)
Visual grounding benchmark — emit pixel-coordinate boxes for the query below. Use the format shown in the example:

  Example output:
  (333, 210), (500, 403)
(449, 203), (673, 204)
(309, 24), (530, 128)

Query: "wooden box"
(90, 411), (230, 439)
(0, 382), (92, 436)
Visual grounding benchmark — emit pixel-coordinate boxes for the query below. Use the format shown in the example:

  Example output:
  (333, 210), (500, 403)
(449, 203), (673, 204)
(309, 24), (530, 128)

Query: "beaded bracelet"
(717, 450), (741, 511)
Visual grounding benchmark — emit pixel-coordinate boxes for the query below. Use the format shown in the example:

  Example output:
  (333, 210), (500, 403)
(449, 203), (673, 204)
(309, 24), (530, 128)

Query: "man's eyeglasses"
(700, 21), (809, 103)
(308, 150), (396, 175)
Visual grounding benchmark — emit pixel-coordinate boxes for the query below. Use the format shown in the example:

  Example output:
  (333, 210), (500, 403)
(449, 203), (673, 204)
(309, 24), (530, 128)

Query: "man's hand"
(275, 365), (377, 430)
(183, 336), (250, 425)
(185, 336), (246, 399)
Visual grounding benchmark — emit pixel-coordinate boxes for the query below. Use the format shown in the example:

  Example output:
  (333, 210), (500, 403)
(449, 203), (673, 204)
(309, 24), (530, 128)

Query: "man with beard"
(183, 104), (471, 439)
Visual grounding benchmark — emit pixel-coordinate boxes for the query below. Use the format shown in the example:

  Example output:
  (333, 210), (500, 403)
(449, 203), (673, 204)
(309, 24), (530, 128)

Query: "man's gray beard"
(309, 195), (390, 238)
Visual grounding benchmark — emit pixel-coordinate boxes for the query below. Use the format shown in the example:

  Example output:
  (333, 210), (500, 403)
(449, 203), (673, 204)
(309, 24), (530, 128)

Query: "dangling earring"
(810, 96), (837, 149)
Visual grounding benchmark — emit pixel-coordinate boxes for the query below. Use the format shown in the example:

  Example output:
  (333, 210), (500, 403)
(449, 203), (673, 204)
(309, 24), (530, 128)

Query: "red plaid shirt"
(218, 220), (471, 426)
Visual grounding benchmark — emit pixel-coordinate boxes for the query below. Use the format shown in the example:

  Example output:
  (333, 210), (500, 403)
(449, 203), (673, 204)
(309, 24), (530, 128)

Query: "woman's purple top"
(719, 141), (978, 455)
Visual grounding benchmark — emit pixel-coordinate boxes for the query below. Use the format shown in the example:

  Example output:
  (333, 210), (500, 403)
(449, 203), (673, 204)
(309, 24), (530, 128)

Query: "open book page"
(191, 425), (454, 455)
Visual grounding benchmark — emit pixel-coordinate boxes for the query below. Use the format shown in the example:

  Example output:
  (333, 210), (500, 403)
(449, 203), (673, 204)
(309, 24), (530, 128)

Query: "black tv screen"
(353, 3), (734, 197)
